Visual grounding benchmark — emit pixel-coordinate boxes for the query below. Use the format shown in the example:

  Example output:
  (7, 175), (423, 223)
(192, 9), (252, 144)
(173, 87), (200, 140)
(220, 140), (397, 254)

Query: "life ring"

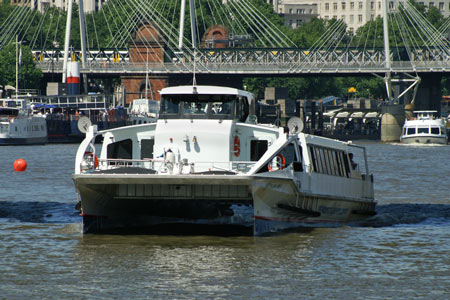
(84, 151), (99, 169)
(234, 136), (240, 157)
(268, 154), (286, 171)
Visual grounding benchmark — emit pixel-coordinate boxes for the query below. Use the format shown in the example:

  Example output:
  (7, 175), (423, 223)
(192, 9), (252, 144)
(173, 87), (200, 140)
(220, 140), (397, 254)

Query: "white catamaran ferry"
(73, 85), (376, 235)
(400, 111), (448, 145)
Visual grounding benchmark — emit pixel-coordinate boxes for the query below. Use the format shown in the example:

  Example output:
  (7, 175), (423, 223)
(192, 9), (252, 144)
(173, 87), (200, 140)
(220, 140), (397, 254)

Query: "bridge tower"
(62, 0), (88, 93)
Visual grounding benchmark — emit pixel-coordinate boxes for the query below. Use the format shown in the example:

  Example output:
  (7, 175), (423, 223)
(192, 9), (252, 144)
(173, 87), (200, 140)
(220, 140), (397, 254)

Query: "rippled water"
(0, 143), (449, 299)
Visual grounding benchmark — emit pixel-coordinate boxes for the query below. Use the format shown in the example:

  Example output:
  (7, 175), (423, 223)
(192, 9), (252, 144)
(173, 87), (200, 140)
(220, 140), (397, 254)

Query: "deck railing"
(90, 158), (256, 174)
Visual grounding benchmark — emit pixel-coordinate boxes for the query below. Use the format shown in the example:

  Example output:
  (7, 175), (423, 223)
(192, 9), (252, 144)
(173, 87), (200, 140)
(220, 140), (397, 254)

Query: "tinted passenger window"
(107, 139), (132, 159)
(141, 139), (154, 159)
(251, 140), (268, 161)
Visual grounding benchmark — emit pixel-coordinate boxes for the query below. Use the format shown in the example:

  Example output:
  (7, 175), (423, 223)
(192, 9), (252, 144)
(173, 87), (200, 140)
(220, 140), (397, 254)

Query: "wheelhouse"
(159, 86), (254, 121)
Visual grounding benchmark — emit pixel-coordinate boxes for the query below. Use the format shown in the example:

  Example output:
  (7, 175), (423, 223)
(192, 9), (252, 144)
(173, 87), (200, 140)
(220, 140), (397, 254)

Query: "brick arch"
(202, 25), (229, 48)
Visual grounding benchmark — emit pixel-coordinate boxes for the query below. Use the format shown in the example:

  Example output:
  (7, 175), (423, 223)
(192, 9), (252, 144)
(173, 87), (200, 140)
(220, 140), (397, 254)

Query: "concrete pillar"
(381, 104), (405, 142)
(414, 73), (442, 113)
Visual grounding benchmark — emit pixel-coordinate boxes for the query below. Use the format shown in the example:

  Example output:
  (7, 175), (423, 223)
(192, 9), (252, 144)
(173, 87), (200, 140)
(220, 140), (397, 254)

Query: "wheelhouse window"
(430, 127), (440, 134)
(417, 127), (429, 134)
(407, 127), (415, 135)
(160, 94), (249, 121)
(161, 98), (181, 115)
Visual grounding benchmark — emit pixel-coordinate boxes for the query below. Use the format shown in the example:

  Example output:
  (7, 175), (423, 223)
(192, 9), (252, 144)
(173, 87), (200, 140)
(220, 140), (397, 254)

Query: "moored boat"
(72, 85), (376, 235)
(128, 98), (159, 125)
(30, 94), (128, 143)
(400, 111), (448, 145)
(0, 98), (47, 145)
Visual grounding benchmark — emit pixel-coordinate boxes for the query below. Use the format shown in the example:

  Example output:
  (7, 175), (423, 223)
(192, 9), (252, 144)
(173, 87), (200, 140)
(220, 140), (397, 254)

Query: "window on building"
(429, 2), (434, 7)
(325, 3), (330, 10)
(378, 1), (381, 9)
(297, 19), (302, 26)
(371, 1), (374, 9)
(349, 27), (354, 34)
(439, 2), (444, 10)
(342, 2), (346, 9)
(289, 8), (293, 13)
(350, 15), (354, 23)
(341, 15), (346, 20)
(350, 2), (355, 9)
(389, 1), (394, 9)
(333, 2), (337, 10)
(359, 1), (363, 9)
(358, 14), (363, 22)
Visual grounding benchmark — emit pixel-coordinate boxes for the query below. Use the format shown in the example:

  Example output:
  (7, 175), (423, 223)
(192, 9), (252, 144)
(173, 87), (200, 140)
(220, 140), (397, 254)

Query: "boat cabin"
(0, 99), (26, 117)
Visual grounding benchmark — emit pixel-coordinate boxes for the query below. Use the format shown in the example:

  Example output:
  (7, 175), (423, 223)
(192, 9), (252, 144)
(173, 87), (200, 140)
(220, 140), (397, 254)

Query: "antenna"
(192, 49), (197, 86)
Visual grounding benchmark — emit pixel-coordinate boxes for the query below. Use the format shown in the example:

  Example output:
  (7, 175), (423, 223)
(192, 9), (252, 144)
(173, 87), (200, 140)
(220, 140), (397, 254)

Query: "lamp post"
(15, 35), (21, 100)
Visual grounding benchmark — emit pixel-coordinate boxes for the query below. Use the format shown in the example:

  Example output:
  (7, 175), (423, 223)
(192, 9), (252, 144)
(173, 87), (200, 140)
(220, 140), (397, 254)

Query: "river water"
(0, 142), (449, 299)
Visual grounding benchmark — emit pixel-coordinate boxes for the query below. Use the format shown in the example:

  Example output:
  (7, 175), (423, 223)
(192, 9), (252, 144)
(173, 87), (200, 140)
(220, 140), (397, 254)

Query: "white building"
(11, 0), (106, 13)
(268, 0), (450, 33)
(276, 1), (319, 28)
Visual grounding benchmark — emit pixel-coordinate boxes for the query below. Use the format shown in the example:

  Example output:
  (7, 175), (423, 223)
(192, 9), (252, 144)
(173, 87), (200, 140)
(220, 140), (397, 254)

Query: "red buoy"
(13, 159), (27, 172)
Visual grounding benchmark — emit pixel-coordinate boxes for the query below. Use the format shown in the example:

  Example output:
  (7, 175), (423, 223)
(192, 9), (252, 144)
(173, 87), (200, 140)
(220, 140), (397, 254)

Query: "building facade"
(268, 0), (450, 33)
(10, 0), (106, 13)
(277, 1), (319, 28)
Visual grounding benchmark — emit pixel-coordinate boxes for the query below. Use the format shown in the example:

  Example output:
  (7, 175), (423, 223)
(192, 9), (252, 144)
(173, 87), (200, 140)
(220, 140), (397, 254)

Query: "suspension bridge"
(2, 0), (450, 103)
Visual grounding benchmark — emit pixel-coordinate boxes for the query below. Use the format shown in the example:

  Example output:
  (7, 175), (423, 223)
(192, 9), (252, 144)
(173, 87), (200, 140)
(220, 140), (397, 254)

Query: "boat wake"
(1, 201), (448, 231)
(352, 203), (450, 227)
(0, 201), (80, 224)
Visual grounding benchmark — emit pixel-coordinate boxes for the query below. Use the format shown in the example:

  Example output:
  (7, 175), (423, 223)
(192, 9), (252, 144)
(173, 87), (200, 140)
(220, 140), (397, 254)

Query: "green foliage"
(0, 44), (43, 89)
(1, 0), (447, 98)
(337, 77), (386, 99)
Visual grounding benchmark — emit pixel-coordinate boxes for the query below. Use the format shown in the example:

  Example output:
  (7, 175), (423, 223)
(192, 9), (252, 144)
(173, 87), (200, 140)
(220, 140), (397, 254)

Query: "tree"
(0, 43), (43, 90)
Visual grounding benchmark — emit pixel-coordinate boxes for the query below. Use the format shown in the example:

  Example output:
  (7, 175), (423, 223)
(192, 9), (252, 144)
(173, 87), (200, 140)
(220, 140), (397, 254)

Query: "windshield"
(160, 94), (237, 119)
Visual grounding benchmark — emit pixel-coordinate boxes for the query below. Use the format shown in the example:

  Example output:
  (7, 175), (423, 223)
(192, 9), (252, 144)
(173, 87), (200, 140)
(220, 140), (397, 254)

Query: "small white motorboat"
(400, 111), (447, 145)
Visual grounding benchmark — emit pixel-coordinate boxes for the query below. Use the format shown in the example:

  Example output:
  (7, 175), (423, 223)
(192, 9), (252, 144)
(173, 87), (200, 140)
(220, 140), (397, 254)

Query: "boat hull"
(73, 172), (254, 233)
(252, 177), (376, 235)
(400, 135), (447, 145)
(46, 118), (128, 143)
(0, 136), (47, 145)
